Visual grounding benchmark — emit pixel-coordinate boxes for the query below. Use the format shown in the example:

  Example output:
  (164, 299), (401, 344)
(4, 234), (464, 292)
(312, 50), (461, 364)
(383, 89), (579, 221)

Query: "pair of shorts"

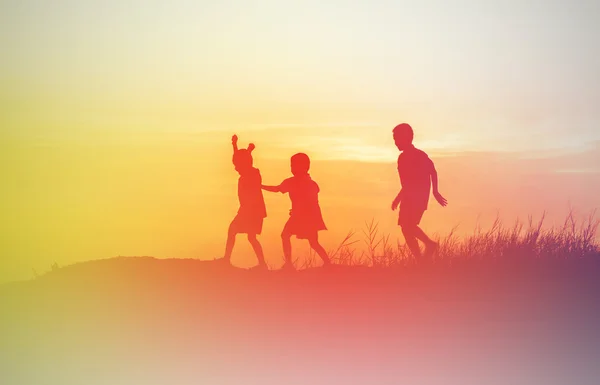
(398, 204), (425, 228)
(229, 213), (264, 235)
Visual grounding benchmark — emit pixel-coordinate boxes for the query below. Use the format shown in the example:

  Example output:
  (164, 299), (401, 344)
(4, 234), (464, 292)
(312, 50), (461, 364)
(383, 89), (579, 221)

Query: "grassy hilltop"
(2, 215), (600, 385)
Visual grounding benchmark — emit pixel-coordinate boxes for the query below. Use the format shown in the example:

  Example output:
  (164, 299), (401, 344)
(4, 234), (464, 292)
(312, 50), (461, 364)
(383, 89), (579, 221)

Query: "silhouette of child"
(391, 123), (448, 260)
(262, 153), (331, 270)
(222, 134), (267, 269)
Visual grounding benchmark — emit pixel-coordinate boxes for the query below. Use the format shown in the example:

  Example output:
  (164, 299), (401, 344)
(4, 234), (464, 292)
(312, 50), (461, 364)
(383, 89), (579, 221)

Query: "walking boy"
(391, 123), (448, 260)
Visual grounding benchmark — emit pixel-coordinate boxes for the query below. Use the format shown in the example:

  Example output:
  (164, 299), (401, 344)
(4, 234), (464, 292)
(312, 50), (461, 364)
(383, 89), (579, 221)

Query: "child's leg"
(281, 219), (295, 266)
(401, 225), (421, 258)
(308, 234), (331, 265)
(414, 226), (439, 258)
(247, 234), (266, 266)
(399, 207), (427, 259)
(411, 208), (438, 258)
(223, 224), (237, 262)
(281, 230), (293, 265)
(413, 226), (436, 245)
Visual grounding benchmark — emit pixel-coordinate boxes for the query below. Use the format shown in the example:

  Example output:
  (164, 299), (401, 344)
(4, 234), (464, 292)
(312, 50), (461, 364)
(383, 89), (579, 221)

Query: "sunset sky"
(1, 0), (599, 282)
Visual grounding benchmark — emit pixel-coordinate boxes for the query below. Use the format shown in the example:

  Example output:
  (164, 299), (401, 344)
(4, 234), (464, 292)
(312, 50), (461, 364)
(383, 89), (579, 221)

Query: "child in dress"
(222, 134), (268, 269)
(262, 153), (331, 270)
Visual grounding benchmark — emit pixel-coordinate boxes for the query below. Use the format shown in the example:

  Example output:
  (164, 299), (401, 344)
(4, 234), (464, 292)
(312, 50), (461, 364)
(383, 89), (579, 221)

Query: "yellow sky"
(2, 128), (598, 283)
(1, 1), (599, 282)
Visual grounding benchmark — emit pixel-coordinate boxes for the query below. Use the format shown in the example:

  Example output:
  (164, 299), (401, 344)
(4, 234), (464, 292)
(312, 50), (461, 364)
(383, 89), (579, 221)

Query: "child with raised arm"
(221, 134), (268, 269)
(391, 123), (448, 260)
(262, 153), (331, 270)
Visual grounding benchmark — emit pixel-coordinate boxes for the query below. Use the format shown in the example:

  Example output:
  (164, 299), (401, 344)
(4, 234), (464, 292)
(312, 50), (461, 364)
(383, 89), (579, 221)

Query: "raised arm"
(232, 134), (239, 154)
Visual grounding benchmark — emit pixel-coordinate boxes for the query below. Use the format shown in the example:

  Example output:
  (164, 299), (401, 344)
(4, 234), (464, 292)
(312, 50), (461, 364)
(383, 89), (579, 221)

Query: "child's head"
(393, 123), (414, 151)
(232, 143), (255, 173)
(290, 153), (310, 176)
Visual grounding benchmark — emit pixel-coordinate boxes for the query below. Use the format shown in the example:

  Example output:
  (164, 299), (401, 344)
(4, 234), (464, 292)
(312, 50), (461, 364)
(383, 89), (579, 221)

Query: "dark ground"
(2, 256), (600, 385)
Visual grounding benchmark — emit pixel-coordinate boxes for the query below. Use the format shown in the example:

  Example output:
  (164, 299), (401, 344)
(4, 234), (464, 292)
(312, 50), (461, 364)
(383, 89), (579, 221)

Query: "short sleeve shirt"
(279, 175), (320, 213)
(397, 146), (433, 211)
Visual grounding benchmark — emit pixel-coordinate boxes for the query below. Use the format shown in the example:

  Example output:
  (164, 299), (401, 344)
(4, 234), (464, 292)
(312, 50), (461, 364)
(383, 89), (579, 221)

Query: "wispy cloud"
(245, 122), (381, 130)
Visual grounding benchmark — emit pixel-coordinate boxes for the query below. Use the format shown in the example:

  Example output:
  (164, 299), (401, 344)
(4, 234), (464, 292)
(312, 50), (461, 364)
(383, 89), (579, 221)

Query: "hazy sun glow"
(1, 0), (599, 282)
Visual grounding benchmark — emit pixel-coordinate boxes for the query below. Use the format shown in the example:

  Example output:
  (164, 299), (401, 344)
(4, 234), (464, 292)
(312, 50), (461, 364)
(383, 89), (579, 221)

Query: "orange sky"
(1, 1), (599, 282)
(2, 128), (598, 283)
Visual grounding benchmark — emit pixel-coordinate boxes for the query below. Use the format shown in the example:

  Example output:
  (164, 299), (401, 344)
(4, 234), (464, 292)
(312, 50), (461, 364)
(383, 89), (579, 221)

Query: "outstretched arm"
(430, 161), (448, 207)
(261, 185), (281, 193)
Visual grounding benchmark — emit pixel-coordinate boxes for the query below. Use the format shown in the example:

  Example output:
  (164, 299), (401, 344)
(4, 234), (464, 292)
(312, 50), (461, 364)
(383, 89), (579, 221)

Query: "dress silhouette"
(263, 153), (331, 270)
(221, 135), (267, 269)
